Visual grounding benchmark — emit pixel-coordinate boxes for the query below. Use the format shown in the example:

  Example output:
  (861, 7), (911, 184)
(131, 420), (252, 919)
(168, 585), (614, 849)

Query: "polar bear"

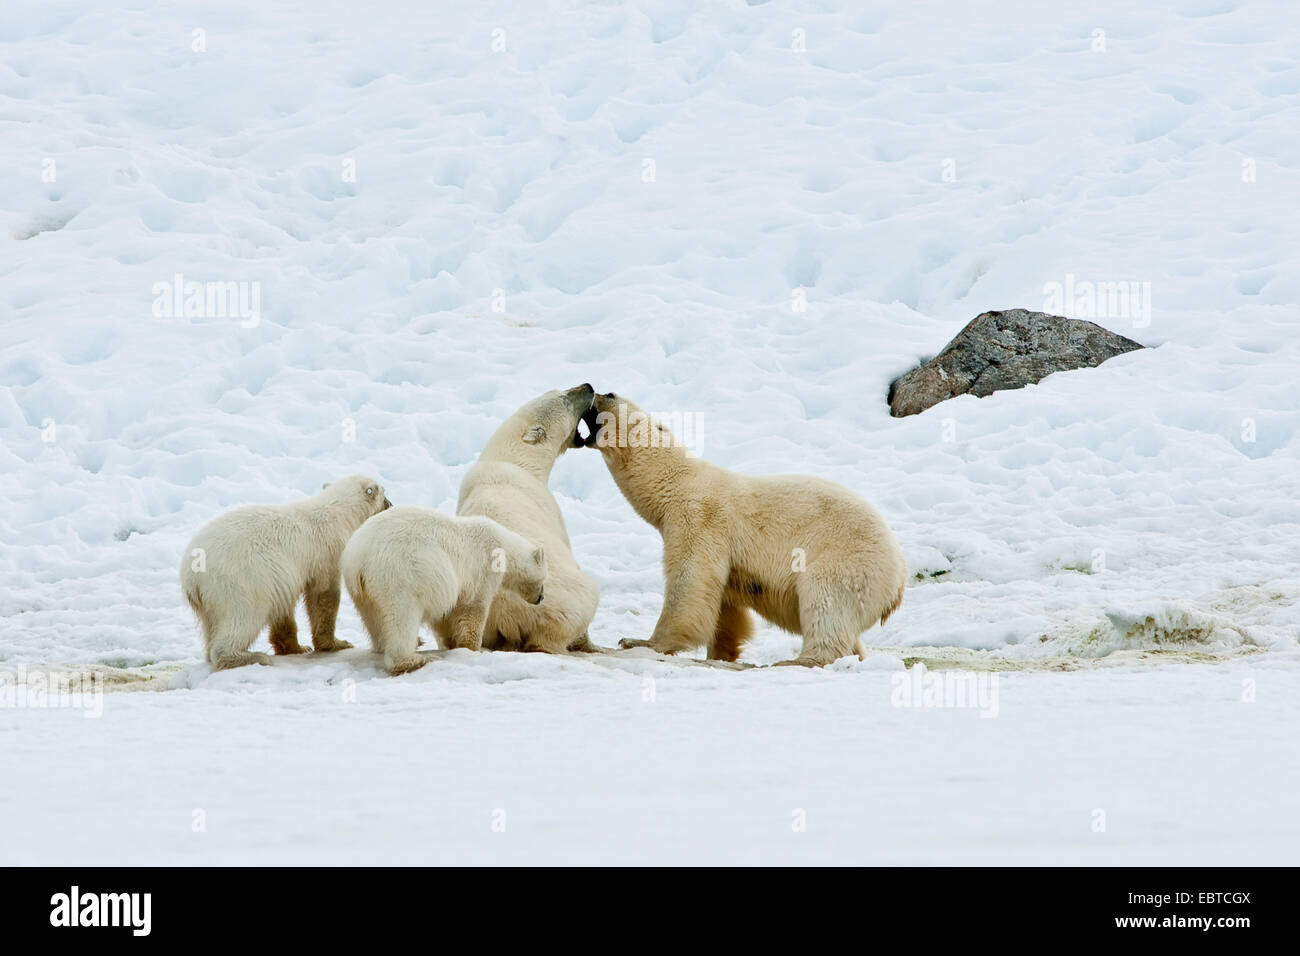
(585, 392), (906, 666)
(180, 475), (391, 670)
(341, 506), (548, 675)
(456, 383), (602, 654)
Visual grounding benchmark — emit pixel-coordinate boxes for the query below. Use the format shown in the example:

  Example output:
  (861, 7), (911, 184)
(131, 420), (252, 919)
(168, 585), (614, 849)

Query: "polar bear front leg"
(306, 581), (353, 652)
(623, 545), (727, 655)
(444, 604), (487, 651)
(269, 616), (308, 655)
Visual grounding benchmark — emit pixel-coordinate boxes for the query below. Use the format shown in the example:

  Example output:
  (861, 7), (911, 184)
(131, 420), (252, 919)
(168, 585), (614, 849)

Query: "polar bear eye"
(365, 486), (375, 497)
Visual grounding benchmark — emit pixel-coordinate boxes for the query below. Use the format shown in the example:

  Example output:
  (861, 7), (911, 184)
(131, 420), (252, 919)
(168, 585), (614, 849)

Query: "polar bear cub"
(181, 475), (391, 670)
(341, 506), (548, 675)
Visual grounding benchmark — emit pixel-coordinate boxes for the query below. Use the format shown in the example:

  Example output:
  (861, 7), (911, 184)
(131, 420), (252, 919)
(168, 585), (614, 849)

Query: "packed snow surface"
(2, 0), (1298, 863)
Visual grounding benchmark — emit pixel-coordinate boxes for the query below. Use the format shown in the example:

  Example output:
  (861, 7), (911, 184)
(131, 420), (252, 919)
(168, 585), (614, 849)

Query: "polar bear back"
(340, 505), (533, 613)
(180, 476), (388, 619)
(458, 460), (571, 554)
(183, 504), (329, 616)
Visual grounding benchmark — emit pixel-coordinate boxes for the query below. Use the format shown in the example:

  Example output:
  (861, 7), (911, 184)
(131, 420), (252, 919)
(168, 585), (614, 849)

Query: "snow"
(2, 0), (1298, 863)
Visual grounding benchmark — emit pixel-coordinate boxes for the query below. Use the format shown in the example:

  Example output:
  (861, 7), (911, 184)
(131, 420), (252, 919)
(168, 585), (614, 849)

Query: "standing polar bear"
(457, 383), (602, 654)
(341, 507), (548, 675)
(181, 475), (391, 669)
(585, 392), (906, 666)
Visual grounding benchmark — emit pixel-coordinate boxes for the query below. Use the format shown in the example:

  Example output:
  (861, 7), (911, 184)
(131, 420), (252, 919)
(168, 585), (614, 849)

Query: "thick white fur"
(456, 384), (601, 653)
(341, 506), (547, 675)
(180, 475), (390, 669)
(590, 393), (907, 666)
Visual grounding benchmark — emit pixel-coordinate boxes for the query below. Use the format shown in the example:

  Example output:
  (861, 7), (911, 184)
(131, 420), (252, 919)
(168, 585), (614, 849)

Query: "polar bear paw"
(771, 657), (821, 668)
(385, 654), (429, 676)
(312, 638), (354, 653)
(211, 651), (273, 671)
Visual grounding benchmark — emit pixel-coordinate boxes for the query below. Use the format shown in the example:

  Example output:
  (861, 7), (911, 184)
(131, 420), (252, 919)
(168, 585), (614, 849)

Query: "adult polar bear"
(457, 383), (602, 654)
(585, 392), (906, 666)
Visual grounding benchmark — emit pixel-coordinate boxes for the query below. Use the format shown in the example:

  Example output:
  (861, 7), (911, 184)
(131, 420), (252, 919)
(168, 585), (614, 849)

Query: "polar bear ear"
(522, 424), (547, 445)
(321, 482), (331, 490)
(532, 546), (545, 566)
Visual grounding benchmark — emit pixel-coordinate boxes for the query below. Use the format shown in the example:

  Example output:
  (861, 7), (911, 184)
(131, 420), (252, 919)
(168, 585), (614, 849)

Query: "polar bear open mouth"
(574, 406), (600, 447)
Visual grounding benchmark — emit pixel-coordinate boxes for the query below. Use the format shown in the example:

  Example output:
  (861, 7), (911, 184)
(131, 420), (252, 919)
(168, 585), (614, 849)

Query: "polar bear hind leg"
(774, 574), (862, 667)
(708, 602), (753, 662)
(518, 602), (586, 654)
(376, 596), (426, 675)
(567, 632), (608, 653)
(206, 605), (272, 670)
(349, 585), (386, 654)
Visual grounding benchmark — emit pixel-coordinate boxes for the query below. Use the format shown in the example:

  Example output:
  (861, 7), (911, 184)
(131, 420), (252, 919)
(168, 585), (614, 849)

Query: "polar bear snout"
(564, 382), (596, 414)
(381, 496), (393, 510)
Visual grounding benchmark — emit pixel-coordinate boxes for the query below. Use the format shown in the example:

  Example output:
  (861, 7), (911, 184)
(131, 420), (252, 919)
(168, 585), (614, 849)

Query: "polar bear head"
(483, 383), (596, 476)
(494, 527), (549, 605)
(319, 475), (392, 525)
(584, 391), (690, 524)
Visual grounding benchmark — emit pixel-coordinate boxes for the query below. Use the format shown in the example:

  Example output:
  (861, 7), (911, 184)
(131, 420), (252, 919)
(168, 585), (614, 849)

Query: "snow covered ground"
(2, 0), (1298, 864)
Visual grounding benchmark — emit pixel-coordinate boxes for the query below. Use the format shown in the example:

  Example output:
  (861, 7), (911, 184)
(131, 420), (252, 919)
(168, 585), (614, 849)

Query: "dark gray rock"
(887, 309), (1145, 417)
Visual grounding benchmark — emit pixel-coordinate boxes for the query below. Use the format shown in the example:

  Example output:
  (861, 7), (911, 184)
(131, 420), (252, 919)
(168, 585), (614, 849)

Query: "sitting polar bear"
(341, 506), (548, 675)
(180, 475), (391, 670)
(456, 383), (602, 654)
(585, 392), (906, 666)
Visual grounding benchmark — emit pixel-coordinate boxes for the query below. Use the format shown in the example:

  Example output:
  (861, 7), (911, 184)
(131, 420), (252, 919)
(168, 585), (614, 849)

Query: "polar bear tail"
(183, 582), (217, 641)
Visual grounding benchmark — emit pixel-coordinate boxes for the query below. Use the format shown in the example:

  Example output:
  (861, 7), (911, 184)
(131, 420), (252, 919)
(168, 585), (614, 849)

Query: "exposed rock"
(887, 309), (1145, 417)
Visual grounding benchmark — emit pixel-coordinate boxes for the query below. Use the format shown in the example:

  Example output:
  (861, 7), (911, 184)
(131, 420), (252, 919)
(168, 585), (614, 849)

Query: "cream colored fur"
(456, 384), (601, 654)
(341, 506), (547, 675)
(180, 475), (390, 669)
(589, 393), (906, 666)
